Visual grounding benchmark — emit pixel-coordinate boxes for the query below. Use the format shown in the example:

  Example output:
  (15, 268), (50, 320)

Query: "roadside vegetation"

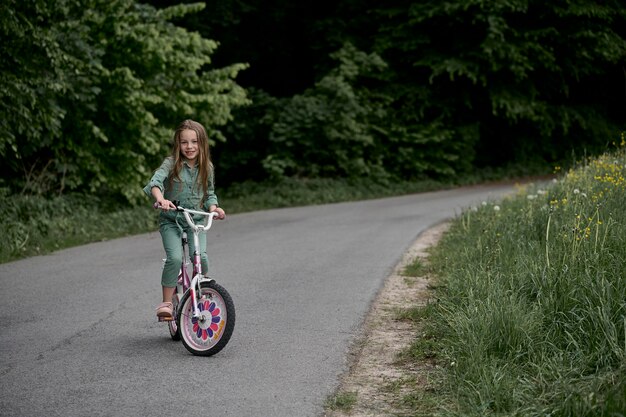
(397, 138), (626, 416)
(3, 1), (623, 270)
(0, 169), (542, 264)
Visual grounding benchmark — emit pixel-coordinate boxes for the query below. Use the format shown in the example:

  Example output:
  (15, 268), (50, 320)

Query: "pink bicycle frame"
(180, 209), (218, 319)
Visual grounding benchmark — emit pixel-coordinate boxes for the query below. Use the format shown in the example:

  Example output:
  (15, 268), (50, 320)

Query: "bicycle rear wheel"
(177, 281), (235, 356)
(168, 293), (181, 341)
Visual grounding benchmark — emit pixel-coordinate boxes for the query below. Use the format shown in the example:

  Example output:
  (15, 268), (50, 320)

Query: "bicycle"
(156, 202), (235, 356)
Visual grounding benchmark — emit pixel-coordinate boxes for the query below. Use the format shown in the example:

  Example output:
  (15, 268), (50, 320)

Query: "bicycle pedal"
(157, 317), (174, 322)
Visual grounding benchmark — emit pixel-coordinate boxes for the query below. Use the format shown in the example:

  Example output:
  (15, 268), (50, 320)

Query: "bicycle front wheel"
(177, 281), (235, 356)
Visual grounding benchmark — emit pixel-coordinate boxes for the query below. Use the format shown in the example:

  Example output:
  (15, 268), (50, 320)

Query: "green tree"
(0, 0), (248, 202)
(139, 0), (626, 182)
(372, 0), (626, 170)
(264, 43), (390, 178)
(214, 87), (286, 184)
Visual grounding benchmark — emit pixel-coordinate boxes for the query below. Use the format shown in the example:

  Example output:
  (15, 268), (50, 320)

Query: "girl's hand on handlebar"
(156, 199), (177, 211)
(210, 206), (226, 220)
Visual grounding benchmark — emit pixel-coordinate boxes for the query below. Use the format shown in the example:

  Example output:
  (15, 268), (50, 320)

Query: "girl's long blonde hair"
(169, 119), (214, 207)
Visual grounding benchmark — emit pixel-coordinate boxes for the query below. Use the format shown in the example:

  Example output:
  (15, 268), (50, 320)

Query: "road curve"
(0, 184), (516, 417)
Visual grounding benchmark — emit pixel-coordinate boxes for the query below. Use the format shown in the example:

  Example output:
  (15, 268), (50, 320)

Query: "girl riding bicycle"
(143, 119), (226, 321)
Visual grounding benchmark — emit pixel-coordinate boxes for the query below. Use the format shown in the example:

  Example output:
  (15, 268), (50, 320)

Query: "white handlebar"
(180, 208), (218, 232)
(153, 202), (218, 232)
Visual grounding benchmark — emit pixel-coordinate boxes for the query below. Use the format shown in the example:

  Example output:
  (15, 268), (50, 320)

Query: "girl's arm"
(151, 187), (177, 211)
(203, 172), (225, 219)
(143, 157), (175, 210)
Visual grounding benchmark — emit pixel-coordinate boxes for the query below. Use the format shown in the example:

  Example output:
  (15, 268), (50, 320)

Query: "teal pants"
(159, 220), (209, 287)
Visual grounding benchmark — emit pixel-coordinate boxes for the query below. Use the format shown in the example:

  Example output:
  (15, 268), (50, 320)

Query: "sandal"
(156, 302), (174, 321)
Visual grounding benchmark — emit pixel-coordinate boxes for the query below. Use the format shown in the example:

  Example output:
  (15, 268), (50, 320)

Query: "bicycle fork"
(189, 249), (204, 319)
(188, 225), (214, 319)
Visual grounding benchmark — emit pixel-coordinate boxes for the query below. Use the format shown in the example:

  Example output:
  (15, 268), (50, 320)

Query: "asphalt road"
(0, 184), (516, 417)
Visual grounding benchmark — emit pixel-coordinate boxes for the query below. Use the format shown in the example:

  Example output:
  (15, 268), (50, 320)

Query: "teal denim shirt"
(143, 157), (219, 223)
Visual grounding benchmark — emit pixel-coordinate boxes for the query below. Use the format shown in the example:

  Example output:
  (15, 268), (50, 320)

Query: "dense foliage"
(171, 0), (626, 182)
(0, 0), (248, 202)
(1, 0), (625, 202)
(370, 0), (626, 171)
(263, 44), (391, 178)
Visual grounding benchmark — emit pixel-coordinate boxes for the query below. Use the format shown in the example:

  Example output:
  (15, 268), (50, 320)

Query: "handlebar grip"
(153, 200), (182, 210)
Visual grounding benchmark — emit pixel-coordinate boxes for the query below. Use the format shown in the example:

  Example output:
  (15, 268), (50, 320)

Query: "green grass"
(1, 171), (535, 264)
(2, 167), (556, 265)
(325, 391), (358, 412)
(397, 140), (626, 416)
(382, 376), (441, 416)
(0, 192), (160, 263)
(394, 305), (430, 323)
(402, 257), (429, 277)
(219, 175), (449, 213)
(0, 175), (448, 263)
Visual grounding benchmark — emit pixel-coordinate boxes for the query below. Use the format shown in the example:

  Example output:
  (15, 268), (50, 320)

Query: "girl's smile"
(179, 129), (199, 164)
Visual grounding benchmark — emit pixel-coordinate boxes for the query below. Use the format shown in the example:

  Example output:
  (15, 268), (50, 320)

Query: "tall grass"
(0, 176), (451, 264)
(0, 191), (159, 262)
(0, 157), (552, 264)
(425, 139), (626, 416)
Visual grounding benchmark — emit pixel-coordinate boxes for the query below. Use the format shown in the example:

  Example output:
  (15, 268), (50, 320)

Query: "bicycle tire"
(177, 280), (235, 356)
(168, 293), (181, 341)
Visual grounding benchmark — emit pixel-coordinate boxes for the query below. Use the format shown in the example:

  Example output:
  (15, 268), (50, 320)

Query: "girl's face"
(179, 129), (199, 164)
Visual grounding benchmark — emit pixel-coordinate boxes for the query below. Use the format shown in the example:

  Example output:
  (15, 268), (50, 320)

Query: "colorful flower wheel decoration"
(192, 300), (222, 341)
